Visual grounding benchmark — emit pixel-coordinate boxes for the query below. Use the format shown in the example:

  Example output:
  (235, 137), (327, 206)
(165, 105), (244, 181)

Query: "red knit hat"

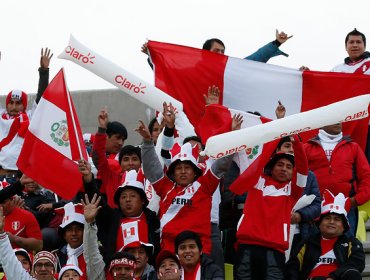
(6, 89), (28, 111)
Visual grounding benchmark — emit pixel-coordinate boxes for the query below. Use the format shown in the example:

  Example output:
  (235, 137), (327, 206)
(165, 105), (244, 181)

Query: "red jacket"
(236, 139), (308, 253)
(304, 136), (370, 205)
(92, 133), (124, 208)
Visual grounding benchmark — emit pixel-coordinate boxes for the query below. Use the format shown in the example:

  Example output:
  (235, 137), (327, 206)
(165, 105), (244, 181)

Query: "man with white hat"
(285, 190), (365, 280)
(54, 203), (87, 280)
(0, 204), (57, 279)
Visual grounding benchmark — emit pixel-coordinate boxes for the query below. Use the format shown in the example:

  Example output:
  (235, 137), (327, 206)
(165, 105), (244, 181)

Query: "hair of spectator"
(175, 230), (203, 254)
(148, 117), (158, 135)
(106, 121), (128, 140)
(276, 136), (291, 151)
(183, 136), (205, 150)
(202, 38), (225, 51)
(345, 28), (366, 47)
(118, 145), (141, 164)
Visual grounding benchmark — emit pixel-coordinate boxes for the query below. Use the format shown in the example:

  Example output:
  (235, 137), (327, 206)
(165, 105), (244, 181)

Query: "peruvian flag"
(199, 104), (272, 172)
(148, 41), (370, 149)
(17, 69), (87, 199)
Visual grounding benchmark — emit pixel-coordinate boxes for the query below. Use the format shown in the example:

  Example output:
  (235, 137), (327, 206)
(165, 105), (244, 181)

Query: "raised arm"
(245, 29), (292, 62)
(36, 47), (53, 104)
(137, 120), (165, 183)
(81, 194), (106, 280)
(0, 207), (34, 280)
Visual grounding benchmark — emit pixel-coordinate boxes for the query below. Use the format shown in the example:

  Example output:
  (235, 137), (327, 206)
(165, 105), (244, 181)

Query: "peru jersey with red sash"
(153, 170), (219, 254)
(331, 57), (370, 74)
(0, 111), (30, 170)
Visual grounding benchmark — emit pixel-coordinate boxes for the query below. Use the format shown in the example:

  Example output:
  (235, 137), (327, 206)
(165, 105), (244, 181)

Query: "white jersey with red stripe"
(331, 57), (370, 74)
(153, 169), (220, 254)
(0, 104), (35, 170)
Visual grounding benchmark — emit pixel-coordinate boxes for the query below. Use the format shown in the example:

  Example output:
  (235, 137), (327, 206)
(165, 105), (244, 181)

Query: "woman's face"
(61, 269), (80, 279)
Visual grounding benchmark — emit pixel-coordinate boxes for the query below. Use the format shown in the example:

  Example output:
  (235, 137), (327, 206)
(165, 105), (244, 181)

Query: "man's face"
(173, 162), (197, 186)
(63, 223), (84, 249)
(210, 42), (225, 54)
(119, 189), (144, 217)
(106, 134), (124, 154)
(271, 158), (293, 183)
(33, 261), (55, 280)
(346, 35), (366, 62)
(158, 258), (181, 280)
(6, 99), (24, 116)
(319, 213), (345, 238)
(60, 269), (80, 279)
(126, 247), (148, 273)
(322, 123), (342, 135)
(111, 266), (135, 280)
(0, 198), (15, 216)
(16, 254), (31, 272)
(277, 142), (294, 154)
(177, 239), (201, 270)
(120, 154), (141, 172)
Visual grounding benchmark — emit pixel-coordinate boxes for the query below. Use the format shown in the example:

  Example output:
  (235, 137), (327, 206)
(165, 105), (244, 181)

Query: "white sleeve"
(0, 233), (35, 280)
(83, 222), (106, 280)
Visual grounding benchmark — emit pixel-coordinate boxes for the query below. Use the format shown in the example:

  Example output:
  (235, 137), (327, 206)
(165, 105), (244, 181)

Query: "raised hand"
(40, 47), (53, 69)
(135, 120), (152, 141)
(232, 113), (243, 131)
(276, 29), (293, 45)
(163, 102), (176, 129)
(275, 100), (286, 119)
(98, 107), (109, 129)
(141, 42), (149, 55)
(81, 193), (102, 224)
(203, 85), (220, 105)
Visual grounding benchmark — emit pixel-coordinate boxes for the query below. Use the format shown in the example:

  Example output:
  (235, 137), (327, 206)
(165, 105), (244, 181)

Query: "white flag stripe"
(224, 57), (303, 119)
(28, 98), (72, 159)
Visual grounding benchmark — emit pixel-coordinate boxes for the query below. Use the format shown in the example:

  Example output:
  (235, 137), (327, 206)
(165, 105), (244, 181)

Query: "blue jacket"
(245, 41), (288, 62)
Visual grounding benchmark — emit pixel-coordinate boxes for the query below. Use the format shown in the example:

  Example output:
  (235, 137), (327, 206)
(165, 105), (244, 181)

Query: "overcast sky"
(1, 0), (369, 95)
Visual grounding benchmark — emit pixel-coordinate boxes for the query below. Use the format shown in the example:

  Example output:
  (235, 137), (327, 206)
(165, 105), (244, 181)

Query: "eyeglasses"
(34, 262), (54, 269)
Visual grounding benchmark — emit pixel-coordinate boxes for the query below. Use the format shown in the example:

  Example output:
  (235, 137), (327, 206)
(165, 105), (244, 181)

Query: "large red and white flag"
(148, 41), (370, 149)
(17, 69), (87, 199)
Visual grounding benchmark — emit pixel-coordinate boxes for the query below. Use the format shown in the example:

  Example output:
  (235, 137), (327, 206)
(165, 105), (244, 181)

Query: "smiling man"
(174, 231), (223, 280)
(332, 29), (369, 73)
(285, 190), (365, 280)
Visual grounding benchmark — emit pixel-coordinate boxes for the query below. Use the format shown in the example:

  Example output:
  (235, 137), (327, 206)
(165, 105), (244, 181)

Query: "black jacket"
(285, 233), (365, 280)
(200, 254), (224, 280)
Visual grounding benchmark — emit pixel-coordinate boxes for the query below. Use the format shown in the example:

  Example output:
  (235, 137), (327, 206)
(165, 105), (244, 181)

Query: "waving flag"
(148, 41), (370, 149)
(17, 69), (87, 199)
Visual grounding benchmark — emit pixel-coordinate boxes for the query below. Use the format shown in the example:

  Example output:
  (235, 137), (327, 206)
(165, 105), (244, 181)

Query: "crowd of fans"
(0, 28), (369, 280)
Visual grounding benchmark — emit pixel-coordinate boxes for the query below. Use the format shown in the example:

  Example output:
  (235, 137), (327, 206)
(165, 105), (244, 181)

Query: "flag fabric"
(198, 104), (272, 173)
(17, 69), (87, 199)
(148, 41), (370, 149)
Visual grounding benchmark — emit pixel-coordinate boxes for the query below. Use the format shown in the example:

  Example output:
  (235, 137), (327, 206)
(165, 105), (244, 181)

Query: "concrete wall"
(1, 89), (155, 145)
